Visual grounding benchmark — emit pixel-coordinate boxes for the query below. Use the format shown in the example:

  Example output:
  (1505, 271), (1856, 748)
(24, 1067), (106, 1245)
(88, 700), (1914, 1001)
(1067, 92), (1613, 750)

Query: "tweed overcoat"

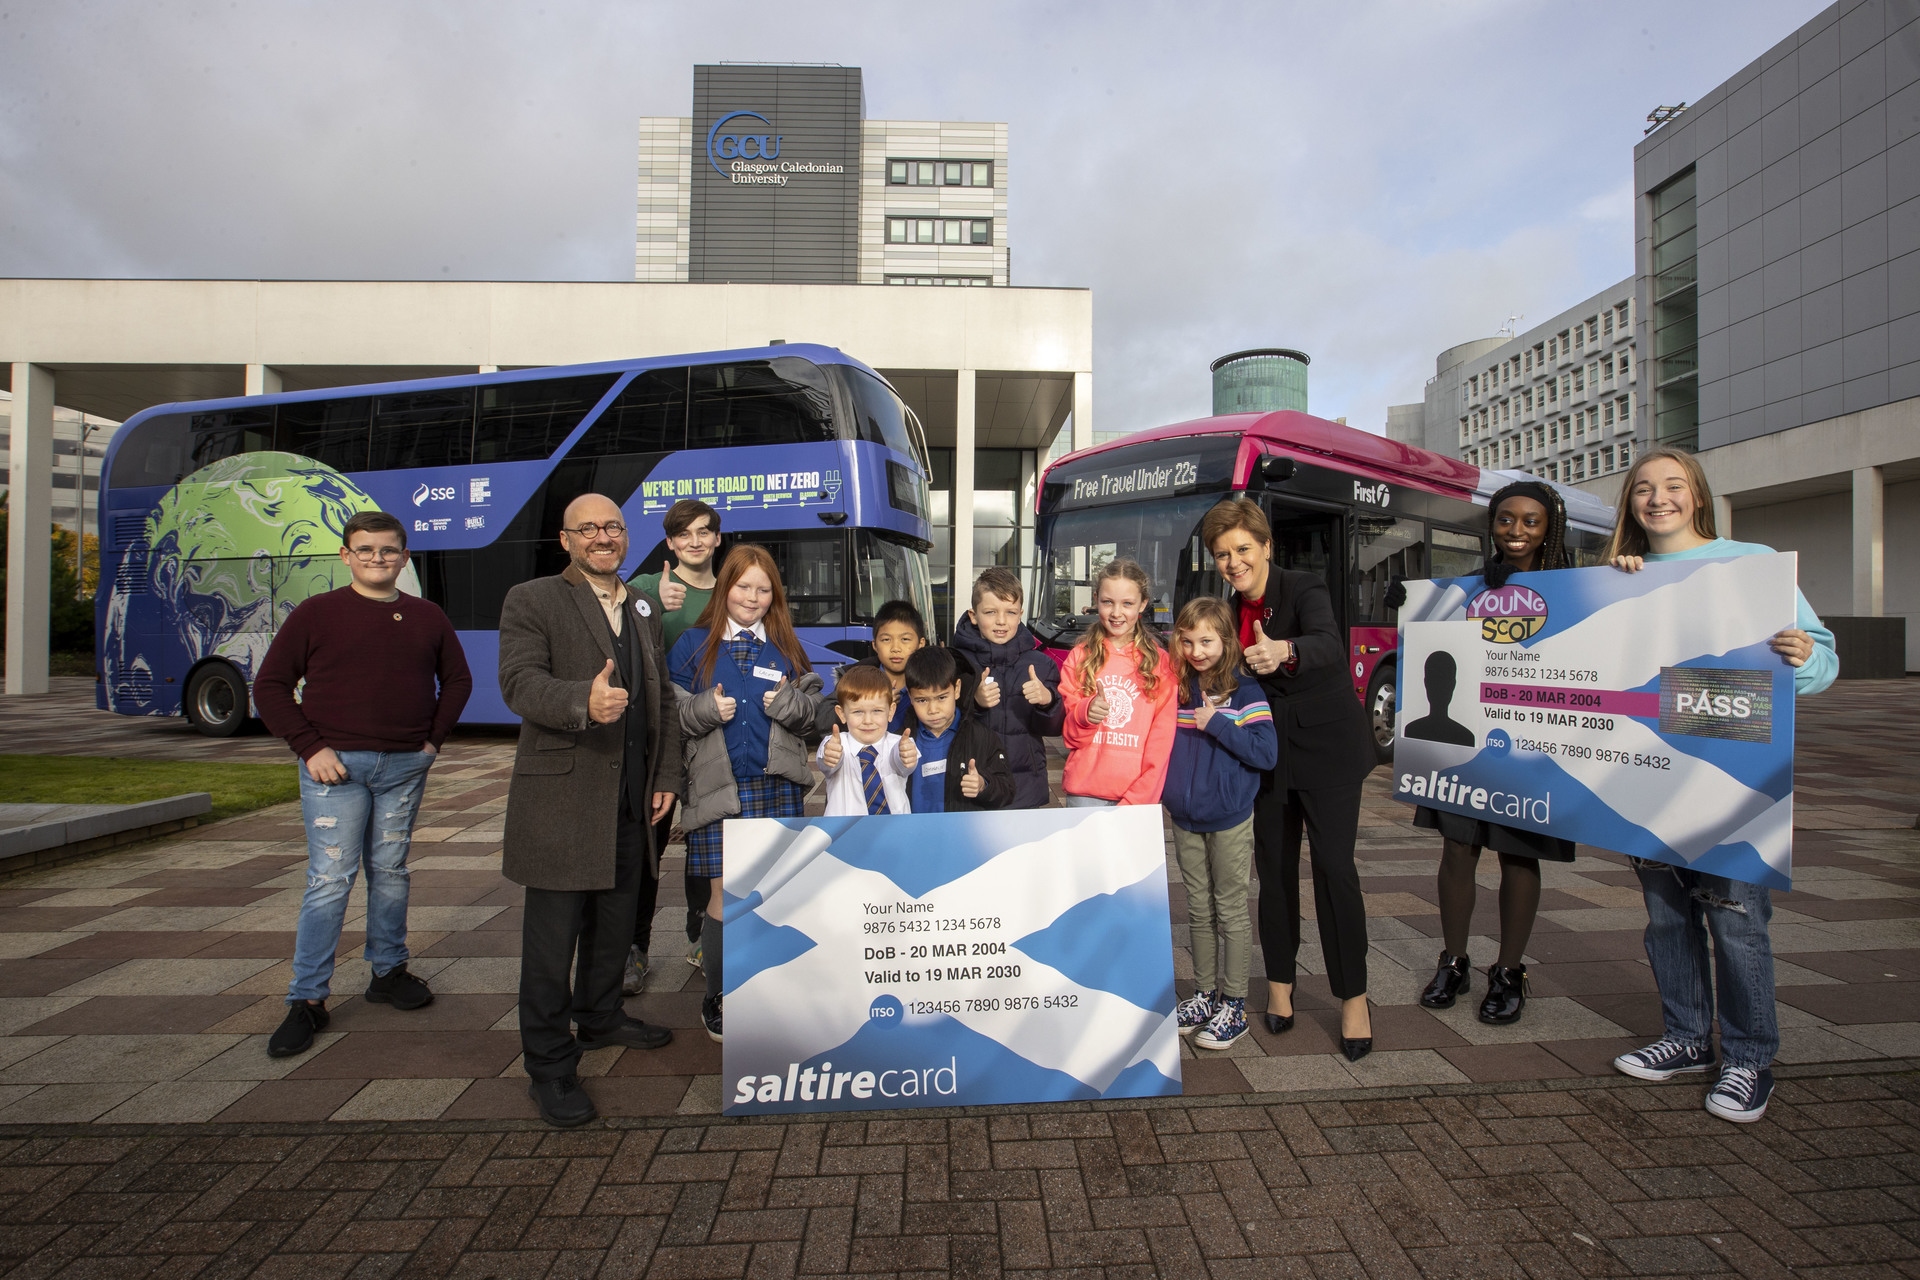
(498, 563), (684, 891)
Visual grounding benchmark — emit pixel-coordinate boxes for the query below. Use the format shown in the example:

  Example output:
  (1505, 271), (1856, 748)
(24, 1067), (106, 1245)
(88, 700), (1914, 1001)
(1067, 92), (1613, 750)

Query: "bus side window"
(690, 361), (835, 449)
(186, 407), (276, 472)
(571, 369), (687, 457)
(370, 388), (475, 470)
(474, 374), (622, 463)
(1354, 516), (1424, 622)
(105, 414), (192, 490)
(1430, 527), (1485, 578)
(279, 398), (372, 473)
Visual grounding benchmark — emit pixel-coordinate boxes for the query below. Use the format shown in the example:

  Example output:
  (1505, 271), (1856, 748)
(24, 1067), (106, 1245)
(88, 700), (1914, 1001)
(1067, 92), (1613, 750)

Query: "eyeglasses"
(565, 521), (627, 539)
(347, 546), (407, 562)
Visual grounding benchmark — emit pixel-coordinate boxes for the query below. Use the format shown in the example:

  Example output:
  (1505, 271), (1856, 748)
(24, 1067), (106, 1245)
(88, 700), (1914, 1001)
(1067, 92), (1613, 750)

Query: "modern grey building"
(1636, 0), (1918, 669)
(1407, 281), (1642, 487)
(636, 65), (1009, 288)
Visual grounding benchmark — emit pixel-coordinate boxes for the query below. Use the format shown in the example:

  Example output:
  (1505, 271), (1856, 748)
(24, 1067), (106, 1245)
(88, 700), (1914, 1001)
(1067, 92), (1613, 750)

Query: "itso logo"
(708, 111), (781, 175)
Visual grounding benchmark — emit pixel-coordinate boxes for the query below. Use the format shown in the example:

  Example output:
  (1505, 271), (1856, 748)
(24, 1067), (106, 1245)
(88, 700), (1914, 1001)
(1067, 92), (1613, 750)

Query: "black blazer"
(1239, 568), (1377, 793)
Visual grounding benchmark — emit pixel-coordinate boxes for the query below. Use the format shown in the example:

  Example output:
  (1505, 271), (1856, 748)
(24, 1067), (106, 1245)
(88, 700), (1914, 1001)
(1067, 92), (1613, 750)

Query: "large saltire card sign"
(721, 807), (1181, 1115)
(1394, 554), (1799, 889)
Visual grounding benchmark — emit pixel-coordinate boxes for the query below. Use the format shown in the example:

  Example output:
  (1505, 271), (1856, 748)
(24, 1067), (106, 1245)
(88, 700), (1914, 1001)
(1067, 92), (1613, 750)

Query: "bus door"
(1259, 500), (1343, 622)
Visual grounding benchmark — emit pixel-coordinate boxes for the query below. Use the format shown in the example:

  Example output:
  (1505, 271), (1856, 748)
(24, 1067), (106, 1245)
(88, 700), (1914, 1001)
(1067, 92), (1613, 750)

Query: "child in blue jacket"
(1165, 596), (1278, 1050)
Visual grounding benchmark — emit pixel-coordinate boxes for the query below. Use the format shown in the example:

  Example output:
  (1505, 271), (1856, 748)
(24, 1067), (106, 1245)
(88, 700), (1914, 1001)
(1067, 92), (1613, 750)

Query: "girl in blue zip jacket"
(1164, 596), (1279, 1051)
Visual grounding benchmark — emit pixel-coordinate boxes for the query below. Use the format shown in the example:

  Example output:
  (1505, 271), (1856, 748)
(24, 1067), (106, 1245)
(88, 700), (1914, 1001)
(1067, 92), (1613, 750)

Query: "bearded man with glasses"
(255, 510), (473, 1059)
(497, 493), (684, 1128)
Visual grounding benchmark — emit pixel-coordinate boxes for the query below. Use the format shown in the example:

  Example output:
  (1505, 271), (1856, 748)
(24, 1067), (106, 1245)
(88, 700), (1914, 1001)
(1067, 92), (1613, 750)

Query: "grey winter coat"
(497, 564), (684, 891)
(676, 674), (824, 831)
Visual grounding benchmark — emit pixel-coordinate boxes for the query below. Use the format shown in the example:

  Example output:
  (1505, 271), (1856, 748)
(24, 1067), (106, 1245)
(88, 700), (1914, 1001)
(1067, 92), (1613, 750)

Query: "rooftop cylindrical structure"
(1210, 348), (1309, 416)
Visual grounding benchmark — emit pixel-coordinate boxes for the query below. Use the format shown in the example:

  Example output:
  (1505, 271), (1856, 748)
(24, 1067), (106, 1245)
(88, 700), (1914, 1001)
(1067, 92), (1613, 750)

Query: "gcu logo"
(707, 111), (782, 175)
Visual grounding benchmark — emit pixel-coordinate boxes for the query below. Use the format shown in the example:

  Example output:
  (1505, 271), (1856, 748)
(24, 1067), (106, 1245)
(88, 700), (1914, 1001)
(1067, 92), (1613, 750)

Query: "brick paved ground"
(1, 677), (1915, 1124)
(1, 1066), (1919, 1278)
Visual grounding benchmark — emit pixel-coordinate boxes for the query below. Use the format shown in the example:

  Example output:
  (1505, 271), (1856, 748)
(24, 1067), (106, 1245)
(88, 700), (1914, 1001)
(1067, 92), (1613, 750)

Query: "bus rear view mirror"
(1253, 455), (1296, 487)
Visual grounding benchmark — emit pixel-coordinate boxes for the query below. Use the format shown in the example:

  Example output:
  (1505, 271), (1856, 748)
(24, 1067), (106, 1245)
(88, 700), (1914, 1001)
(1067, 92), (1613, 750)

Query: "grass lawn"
(0, 755), (298, 821)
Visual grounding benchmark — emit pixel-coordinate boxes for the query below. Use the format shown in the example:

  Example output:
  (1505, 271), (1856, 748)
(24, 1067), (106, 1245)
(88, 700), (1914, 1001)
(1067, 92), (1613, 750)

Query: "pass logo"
(1658, 666), (1774, 743)
(1466, 584), (1548, 644)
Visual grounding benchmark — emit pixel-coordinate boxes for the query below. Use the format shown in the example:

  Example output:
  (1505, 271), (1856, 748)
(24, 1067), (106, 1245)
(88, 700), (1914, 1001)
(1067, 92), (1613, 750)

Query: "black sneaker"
(1613, 1037), (1716, 1081)
(1705, 1066), (1774, 1123)
(702, 995), (723, 1043)
(366, 964), (434, 1010)
(528, 1075), (598, 1128)
(576, 1015), (673, 1051)
(268, 1001), (328, 1058)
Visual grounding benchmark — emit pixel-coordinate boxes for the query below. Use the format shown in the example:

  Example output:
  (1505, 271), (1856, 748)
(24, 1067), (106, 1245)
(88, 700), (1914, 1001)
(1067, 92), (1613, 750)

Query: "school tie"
(858, 746), (890, 815)
(725, 631), (758, 674)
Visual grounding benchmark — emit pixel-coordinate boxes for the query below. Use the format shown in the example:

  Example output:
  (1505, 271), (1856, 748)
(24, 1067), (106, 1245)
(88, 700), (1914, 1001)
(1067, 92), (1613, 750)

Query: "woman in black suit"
(1200, 498), (1380, 1061)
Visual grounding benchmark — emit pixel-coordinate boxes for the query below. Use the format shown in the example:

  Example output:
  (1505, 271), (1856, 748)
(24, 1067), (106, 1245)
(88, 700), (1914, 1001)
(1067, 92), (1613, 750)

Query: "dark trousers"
(1252, 783), (1369, 1000)
(520, 811), (641, 1082)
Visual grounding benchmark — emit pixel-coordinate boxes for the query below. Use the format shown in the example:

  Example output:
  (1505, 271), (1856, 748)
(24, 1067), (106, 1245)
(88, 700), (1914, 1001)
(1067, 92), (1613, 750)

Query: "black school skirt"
(1413, 806), (1576, 863)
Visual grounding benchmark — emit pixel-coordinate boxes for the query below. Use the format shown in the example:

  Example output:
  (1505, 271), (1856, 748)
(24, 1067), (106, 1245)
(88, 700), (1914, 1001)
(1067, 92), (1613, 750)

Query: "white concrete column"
(6, 363), (55, 695)
(952, 369), (977, 632)
(1071, 371), (1093, 451)
(1713, 494), (1734, 542)
(478, 365), (498, 374)
(1853, 465), (1885, 617)
(244, 364), (282, 396)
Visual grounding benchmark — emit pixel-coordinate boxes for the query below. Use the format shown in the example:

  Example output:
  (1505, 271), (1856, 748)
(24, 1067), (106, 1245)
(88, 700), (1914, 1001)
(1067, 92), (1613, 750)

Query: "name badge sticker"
(921, 759), (948, 777)
(752, 665), (784, 682)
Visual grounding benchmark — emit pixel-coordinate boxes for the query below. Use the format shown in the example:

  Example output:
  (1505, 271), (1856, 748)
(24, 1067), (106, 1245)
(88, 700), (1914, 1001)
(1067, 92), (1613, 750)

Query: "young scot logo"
(1466, 584), (1549, 644)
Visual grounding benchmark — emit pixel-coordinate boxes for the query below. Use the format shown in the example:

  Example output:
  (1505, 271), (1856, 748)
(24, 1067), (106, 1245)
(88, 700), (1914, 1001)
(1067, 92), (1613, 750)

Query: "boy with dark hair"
(626, 498), (721, 991)
(951, 566), (1064, 808)
(255, 509), (473, 1058)
(901, 647), (1015, 813)
(814, 597), (930, 737)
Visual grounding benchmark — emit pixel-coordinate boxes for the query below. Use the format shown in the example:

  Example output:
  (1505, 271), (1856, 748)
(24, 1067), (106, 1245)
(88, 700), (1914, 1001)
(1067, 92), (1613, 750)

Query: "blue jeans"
(1633, 858), (1778, 1069)
(287, 749), (435, 1004)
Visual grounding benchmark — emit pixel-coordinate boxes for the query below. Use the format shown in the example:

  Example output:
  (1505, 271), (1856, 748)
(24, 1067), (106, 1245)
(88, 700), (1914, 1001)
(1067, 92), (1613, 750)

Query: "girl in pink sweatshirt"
(1060, 558), (1178, 805)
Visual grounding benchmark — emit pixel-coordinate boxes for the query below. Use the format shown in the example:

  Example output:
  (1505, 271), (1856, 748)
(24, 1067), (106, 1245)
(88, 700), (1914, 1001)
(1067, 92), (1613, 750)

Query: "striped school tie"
(858, 746), (890, 815)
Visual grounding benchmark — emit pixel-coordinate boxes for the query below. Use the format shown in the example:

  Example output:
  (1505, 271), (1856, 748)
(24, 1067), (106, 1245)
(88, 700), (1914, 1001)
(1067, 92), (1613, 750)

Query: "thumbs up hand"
(657, 560), (686, 611)
(822, 728), (845, 770)
(1193, 692), (1221, 732)
(898, 725), (919, 771)
(589, 659), (629, 724)
(712, 682), (737, 723)
(1088, 686), (1111, 725)
(1245, 620), (1293, 676)
(975, 666), (1001, 708)
(960, 758), (984, 799)
(762, 675), (786, 713)
(1021, 663), (1052, 707)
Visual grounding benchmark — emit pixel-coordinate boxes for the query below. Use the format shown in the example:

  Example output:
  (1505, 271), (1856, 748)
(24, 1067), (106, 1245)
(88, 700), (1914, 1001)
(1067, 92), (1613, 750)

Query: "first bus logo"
(1466, 584), (1548, 644)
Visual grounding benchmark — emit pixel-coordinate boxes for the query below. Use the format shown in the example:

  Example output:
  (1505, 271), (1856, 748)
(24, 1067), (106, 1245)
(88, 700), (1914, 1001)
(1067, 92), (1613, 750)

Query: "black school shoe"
(1478, 965), (1528, 1025)
(366, 964), (435, 1010)
(268, 1001), (328, 1058)
(1419, 952), (1472, 1009)
(529, 1075), (598, 1128)
(576, 1015), (673, 1051)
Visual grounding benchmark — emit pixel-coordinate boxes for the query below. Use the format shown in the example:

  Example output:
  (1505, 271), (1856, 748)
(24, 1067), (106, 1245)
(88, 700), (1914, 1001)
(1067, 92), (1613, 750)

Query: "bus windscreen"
(1036, 492), (1228, 637)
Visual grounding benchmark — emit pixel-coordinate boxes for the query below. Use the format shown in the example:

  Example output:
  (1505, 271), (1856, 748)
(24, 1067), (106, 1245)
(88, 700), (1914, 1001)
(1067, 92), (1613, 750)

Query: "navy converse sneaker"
(1193, 997), (1248, 1050)
(1613, 1037), (1716, 1081)
(1704, 1065), (1774, 1123)
(1176, 990), (1219, 1036)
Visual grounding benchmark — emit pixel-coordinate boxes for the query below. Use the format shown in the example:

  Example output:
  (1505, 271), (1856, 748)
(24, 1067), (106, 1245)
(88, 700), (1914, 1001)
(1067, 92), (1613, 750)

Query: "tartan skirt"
(683, 774), (807, 878)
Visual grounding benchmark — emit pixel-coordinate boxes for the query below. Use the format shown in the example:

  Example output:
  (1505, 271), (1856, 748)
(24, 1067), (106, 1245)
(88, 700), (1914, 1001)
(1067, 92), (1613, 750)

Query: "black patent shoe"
(1341, 1036), (1373, 1063)
(1478, 964), (1528, 1025)
(1262, 1012), (1294, 1035)
(1419, 952), (1472, 1009)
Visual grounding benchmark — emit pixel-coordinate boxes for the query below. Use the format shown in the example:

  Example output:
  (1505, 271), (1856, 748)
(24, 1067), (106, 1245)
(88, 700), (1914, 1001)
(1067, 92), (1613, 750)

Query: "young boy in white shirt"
(818, 664), (913, 816)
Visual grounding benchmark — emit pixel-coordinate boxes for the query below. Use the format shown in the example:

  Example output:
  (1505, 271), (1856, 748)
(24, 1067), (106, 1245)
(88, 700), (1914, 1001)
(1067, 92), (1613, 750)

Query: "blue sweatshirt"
(910, 720), (958, 814)
(1161, 670), (1279, 833)
(1644, 538), (1837, 696)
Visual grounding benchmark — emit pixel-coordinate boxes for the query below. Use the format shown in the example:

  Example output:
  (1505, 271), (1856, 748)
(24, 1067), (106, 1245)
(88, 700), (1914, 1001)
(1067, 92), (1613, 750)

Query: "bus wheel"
(185, 663), (249, 738)
(1364, 663), (1395, 764)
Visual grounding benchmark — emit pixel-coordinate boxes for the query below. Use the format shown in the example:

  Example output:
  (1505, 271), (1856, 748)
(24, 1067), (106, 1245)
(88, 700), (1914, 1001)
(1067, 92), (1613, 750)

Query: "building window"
(885, 275), (991, 286)
(1619, 439), (1634, 469)
(1601, 445), (1616, 472)
(1616, 395), (1631, 430)
(1458, 417), (1469, 445)
(888, 158), (993, 187)
(1603, 310), (1613, 338)
(887, 217), (992, 245)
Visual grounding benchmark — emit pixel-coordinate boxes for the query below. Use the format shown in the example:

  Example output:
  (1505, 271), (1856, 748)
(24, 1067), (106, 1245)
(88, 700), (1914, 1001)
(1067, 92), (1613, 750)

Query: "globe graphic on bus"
(104, 451), (417, 713)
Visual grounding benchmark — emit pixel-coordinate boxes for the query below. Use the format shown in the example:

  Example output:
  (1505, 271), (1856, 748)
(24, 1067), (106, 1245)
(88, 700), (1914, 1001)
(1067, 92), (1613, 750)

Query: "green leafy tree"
(0, 493), (98, 653)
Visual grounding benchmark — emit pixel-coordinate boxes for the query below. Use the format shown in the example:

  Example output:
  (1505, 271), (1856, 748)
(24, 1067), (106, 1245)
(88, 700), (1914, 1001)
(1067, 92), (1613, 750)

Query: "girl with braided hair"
(1413, 480), (1576, 1026)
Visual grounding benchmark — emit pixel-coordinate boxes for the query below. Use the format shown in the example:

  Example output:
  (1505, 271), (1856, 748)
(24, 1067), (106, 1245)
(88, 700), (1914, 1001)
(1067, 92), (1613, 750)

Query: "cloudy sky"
(1, 0), (1822, 435)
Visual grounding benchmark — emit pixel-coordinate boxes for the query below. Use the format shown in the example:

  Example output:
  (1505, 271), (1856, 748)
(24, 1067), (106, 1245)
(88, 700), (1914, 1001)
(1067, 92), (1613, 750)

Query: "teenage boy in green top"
(625, 500), (721, 993)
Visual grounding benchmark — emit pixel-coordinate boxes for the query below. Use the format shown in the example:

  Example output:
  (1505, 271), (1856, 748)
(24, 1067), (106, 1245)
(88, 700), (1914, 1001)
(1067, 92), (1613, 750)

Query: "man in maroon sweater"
(254, 510), (473, 1058)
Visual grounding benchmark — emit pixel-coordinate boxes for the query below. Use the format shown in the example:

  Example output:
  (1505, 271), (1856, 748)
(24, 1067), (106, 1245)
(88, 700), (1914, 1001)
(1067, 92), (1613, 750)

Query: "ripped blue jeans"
(1632, 857), (1778, 1069)
(288, 749), (435, 1004)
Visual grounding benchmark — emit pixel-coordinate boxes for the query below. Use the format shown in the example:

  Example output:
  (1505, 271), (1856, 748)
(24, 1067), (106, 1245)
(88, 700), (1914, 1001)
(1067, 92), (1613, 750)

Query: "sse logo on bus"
(1466, 584), (1548, 643)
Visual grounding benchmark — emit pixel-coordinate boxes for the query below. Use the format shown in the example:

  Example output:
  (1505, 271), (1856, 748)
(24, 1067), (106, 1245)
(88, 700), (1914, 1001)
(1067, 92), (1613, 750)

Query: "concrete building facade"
(1635, 0), (1919, 669)
(1410, 280), (1642, 487)
(635, 65), (1008, 288)
(0, 393), (117, 535)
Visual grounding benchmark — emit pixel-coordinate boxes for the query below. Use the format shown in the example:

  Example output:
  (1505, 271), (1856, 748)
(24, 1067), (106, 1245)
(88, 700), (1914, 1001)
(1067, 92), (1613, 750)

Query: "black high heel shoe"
(1263, 1012), (1294, 1034)
(1419, 952), (1472, 1009)
(1340, 1001), (1373, 1062)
